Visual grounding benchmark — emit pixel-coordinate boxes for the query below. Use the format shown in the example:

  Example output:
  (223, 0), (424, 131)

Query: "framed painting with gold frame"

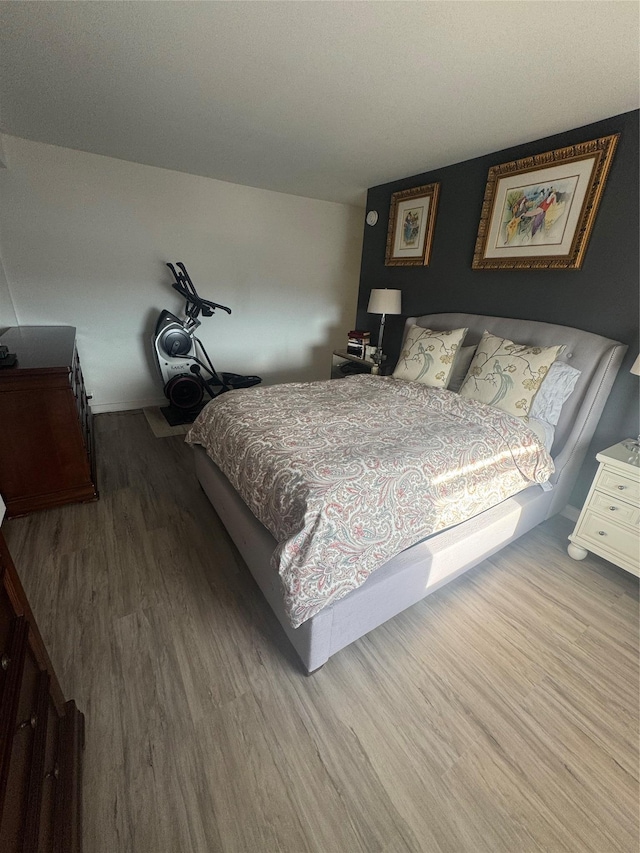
(385, 182), (440, 266)
(472, 134), (619, 270)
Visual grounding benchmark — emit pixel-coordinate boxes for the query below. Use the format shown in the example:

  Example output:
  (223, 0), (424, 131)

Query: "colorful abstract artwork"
(499, 177), (578, 248)
(473, 134), (619, 270)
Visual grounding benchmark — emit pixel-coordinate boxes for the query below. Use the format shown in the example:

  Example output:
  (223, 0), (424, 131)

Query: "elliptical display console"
(153, 263), (261, 418)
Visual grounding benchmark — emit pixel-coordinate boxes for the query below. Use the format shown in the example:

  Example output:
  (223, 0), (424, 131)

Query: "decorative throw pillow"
(529, 360), (581, 426)
(447, 345), (476, 393)
(459, 330), (565, 416)
(393, 325), (467, 388)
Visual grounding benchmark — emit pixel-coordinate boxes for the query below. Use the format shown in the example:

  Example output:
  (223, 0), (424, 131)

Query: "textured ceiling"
(0, 1), (638, 206)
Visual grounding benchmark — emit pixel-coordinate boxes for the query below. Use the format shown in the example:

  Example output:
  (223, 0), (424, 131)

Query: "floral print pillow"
(393, 325), (467, 388)
(459, 330), (565, 416)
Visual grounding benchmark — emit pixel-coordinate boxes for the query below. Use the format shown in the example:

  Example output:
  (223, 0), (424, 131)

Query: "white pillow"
(394, 325), (467, 388)
(525, 416), (555, 452)
(459, 330), (565, 417)
(529, 361), (581, 426)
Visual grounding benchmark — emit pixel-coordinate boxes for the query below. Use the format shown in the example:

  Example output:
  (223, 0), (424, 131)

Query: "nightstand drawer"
(590, 490), (640, 526)
(594, 468), (639, 505)
(577, 509), (639, 566)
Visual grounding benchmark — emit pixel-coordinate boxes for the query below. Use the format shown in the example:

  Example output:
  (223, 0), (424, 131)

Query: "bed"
(187, 313), (626, 673)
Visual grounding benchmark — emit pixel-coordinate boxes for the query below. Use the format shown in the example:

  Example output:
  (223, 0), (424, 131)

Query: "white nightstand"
(568, 441), (640, 576)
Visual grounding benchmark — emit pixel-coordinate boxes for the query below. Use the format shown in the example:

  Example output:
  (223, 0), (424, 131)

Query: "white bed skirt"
(194, 445), (554, 672)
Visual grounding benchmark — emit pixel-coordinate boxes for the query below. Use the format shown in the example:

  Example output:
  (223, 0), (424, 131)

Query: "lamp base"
(371, 348), (387, 376)
(622, 436), (640, 465)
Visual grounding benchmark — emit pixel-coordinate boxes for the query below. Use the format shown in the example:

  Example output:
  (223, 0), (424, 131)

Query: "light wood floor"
(3, 411), (639, 853)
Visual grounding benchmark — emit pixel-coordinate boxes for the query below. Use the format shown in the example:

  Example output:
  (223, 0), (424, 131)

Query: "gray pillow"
(530, 360), (581, 426)
(447, 345), (476, 393)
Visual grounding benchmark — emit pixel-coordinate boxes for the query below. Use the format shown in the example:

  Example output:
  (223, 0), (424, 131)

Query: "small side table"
(567, 441), (639, 576)
(331, 350), (392, 379)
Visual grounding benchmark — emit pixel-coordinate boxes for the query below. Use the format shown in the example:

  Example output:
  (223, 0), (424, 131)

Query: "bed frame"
(192, 313), (626, 673)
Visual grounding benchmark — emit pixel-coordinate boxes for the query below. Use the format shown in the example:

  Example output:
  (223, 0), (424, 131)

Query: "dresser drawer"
(35, 694), (62, 853)
(0, 592), (15, 666)
(0, 645), (44, 849)
(577, 509), (639, 567)
(0, 613), (27, 739)
(595, 468), (639, 506)
(0, 616), (28, 808)
(590, 489), (640, 526)
(0, 528), (84, 852)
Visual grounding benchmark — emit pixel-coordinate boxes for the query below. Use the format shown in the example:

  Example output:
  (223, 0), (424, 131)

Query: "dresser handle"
(598, 530), (607, 536)
(609, 506), (617, 511)
(1, 653), (10, 671)
(18, 714), (37, 731)
(45, 764), (59, 781)
(617, 485), (626, 491)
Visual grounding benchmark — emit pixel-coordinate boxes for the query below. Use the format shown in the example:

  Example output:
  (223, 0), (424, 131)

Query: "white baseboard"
(560, 504), (581, 523)
(91, 397), (167, 414)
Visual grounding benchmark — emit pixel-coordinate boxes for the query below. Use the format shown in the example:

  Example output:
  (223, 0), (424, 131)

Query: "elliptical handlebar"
(166, 262), (232, 319)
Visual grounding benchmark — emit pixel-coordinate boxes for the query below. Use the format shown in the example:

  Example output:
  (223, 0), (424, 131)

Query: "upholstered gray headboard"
(405, 313), (627, 514)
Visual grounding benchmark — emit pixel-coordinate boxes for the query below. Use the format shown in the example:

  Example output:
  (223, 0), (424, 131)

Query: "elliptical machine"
(153, 262), (261, 420)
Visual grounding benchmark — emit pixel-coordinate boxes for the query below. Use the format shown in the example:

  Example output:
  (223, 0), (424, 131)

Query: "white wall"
(0, 136), (363, 410)
(0, 255), (17, 328)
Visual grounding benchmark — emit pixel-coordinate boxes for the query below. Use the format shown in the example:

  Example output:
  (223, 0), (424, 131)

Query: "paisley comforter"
(186, 375), (553, 628)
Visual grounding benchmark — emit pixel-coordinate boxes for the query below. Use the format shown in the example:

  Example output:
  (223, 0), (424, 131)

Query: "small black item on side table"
(0, 345), (16, 368)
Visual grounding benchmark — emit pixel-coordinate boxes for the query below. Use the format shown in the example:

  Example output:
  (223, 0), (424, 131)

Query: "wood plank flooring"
(3, 411), (639, 852)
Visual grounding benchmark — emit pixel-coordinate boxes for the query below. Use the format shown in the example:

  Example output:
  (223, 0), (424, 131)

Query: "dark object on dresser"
(0, 346), (17, 369)
(0, 528), (84, 852)
(0, 327), (97, 518)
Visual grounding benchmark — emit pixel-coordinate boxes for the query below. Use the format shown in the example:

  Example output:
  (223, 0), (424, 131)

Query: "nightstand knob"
(617, 485), (626, 491)
(609, 506), (617, 511)
(1, 653), (10, 671)
(598, 530), (607, 536)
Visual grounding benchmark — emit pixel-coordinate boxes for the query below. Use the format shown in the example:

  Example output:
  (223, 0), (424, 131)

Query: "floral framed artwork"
(385, 182), (440, 266)
(472, 134), (619, 270)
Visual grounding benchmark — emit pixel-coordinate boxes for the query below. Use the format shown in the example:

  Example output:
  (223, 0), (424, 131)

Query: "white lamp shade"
(630, 355), (640, 377)
(367, 288), (402, 315)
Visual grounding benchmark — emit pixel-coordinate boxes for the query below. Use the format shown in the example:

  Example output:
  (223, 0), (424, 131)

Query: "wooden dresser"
(0, 499), (84, 851)
(0, 327), (97, 519)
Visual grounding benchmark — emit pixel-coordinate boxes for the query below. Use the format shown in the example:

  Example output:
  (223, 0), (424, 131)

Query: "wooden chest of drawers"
(0, 327), (97, 518)
(0, 522), (84, 852)
(568, 441), (640, 576)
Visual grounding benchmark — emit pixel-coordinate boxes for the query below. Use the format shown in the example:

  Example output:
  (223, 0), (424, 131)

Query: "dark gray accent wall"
(356, 110), (639, 508)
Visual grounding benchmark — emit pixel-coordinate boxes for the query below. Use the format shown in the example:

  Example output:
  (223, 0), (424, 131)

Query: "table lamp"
(367, 288), (402, 367)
